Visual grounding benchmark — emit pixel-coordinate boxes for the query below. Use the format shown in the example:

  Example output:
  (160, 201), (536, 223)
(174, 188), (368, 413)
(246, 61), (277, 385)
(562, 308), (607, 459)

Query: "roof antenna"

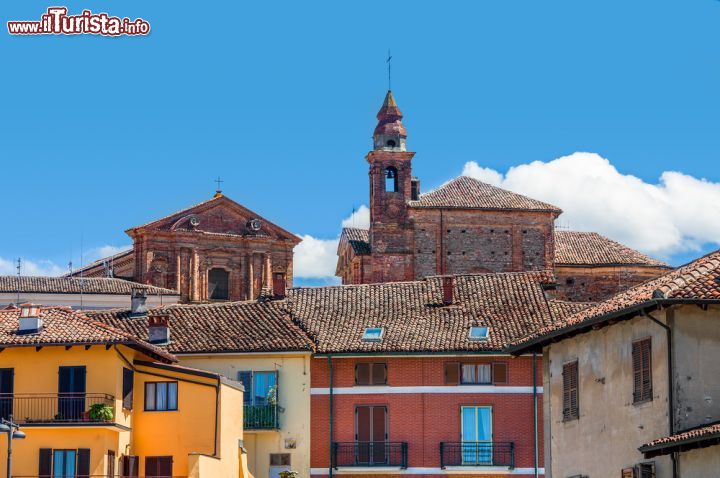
(16, 258), (21, 305)
(386, 49), (392, 91)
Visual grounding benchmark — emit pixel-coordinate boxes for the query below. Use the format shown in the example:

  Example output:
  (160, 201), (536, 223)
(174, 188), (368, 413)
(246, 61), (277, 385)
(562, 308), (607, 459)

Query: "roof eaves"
(639, 429), (720, 458)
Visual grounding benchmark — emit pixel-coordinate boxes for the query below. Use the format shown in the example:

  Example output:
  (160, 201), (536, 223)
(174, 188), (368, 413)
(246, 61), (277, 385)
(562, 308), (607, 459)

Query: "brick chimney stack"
(442, 277), (454, 305)
(148, 315), (170, 345)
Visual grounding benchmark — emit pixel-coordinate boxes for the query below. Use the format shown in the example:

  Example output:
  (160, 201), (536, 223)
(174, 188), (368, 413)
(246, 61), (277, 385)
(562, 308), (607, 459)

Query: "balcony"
(332, 442), (408, 469)
(0, 393), (115, 425)
(440, 442), (514, 469)
(244, 404), (278, 430)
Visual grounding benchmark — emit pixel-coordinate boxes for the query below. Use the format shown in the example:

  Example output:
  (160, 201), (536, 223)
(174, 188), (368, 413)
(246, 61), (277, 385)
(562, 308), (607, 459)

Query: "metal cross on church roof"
(215, 176), (223, 192)
(387, 49), (392, 91)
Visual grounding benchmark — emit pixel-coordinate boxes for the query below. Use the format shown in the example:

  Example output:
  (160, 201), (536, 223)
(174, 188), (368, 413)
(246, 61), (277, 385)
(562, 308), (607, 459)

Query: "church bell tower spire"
(373, 90), (407, 151)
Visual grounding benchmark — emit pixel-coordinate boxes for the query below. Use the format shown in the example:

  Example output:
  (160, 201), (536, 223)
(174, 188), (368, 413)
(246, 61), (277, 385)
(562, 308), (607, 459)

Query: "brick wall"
(310, 356), (544, 476)
(555, 265), (669, 302)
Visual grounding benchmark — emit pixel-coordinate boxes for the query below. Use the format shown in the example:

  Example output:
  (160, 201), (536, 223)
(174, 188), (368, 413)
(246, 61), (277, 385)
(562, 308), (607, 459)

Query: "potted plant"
(278, 471), (298, 478)
(88, 403), (114, 422)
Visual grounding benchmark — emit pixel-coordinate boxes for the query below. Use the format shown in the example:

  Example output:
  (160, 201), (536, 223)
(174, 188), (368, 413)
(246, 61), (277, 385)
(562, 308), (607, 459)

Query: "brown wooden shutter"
(122, 368), (134, 410)
(122, 455), (139, 478)
(633, 338), (652, 403)
(107, 451), (116, 478)
(158, 456), (173, 478)
(356, 363), (370, 385)
(38, 448), (52, 478)
(562, 361), (579, 420)
(371, 363), (387, 385)
(492, 362), (508, 384)
(77, 448), (91, 478)
(444, 362), (460, 385)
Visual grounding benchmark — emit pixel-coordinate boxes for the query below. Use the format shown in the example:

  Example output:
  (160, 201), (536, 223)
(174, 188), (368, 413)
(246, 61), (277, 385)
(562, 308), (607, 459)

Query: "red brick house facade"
(288, 272), (565, 477)
(336, 90), (670, 302)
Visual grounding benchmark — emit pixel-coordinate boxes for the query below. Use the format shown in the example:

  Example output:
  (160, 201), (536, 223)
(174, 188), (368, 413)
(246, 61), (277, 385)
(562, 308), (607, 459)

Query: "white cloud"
(341, 205), (370, 230)
(85, 245), (132, 263)
(293, 234), (340, 279)
(462, 152), (720, 257)
(0, 257), (65, 276)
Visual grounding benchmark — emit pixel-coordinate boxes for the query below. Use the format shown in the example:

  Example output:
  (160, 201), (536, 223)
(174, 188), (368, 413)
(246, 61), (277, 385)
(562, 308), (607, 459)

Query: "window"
(144, 382), (178, 411)
(120, 455), (139, 478)
(270, 453), (291, 466)
(385, 167), (398, 192)
(444, 362), (507, 385)
(633, 338), (652, 403)
(362, 327), (384, 342)
(39, 449), (90, 478)
(461, 406), (492, 465)
(208, 268), (229, 300)
(355, 363), (387, 385)
(468, 326), (489, 341)
(237, 371), (278, 405)
(461, 364), (492, 384)
(562, 361), (579, 421)
(0, 368), (14, 420)
(385, 139), (396, 148)
(636, 462), (656, 478)
(145, 456), (173, 478)
(122, 368), (134, 410)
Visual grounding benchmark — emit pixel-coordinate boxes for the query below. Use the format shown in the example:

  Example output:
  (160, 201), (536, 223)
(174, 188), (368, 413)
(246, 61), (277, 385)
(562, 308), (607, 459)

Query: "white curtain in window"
(156, 383), (167, 410)
(477, 364), (491, 384)
(168, 382), (178, 410)
(145, 383), (156, 410)
(461, 364), (476, 384)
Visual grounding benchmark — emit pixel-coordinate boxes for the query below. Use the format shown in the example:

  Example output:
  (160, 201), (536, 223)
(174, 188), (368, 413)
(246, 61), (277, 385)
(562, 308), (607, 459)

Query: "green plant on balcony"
(88, 403), (113, 422)
(278, 471), (298, 478)
(267, 385), (278, 406)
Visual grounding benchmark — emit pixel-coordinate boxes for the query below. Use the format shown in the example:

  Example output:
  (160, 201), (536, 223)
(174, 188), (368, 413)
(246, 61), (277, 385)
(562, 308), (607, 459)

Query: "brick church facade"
(69, 193), (300, 302)
(336, 90), (672, 301)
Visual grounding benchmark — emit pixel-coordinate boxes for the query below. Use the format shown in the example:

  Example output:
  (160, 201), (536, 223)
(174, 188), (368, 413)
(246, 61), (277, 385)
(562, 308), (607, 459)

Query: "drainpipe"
(328, 355), (334, 478)
(533, 351), (539, 478)
(642, 310), (677, 478)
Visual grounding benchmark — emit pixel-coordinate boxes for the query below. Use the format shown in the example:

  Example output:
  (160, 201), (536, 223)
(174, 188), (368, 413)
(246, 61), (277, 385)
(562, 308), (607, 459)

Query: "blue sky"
(2, 1), (719, 285)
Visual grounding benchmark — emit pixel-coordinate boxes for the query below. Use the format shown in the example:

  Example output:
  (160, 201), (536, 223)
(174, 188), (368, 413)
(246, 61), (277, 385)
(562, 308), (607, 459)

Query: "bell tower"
(367, 90), (416, 283)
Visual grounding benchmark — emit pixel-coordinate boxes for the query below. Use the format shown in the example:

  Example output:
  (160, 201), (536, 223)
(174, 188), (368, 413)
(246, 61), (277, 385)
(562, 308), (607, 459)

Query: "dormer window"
(468, 326), (489, 341)
(362, 327), (384, 343)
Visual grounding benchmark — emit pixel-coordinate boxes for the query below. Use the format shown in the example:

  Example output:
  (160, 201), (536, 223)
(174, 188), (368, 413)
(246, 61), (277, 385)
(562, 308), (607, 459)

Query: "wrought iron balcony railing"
(440, 441), (515, 468)
(243, 404), (278, 430)
(0, 393), (115, 424)
(332, 442), (408, 468)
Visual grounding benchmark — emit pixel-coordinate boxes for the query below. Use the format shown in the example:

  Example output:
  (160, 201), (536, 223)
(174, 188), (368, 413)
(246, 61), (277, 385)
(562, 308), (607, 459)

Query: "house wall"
(311, 355), (544, 477)
(678, 444), (720, 475)
(671, 304), (720, 431)
(178, 352), (312, 478)
(544, 312), (672, 477)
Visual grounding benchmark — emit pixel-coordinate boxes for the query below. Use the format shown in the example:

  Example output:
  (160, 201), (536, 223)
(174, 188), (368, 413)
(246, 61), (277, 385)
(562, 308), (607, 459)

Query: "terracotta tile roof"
(508, 249), (720, 352)
(640, 421), (720, 457)
(87, 300), (314, 354)
(548, 300), (594, 321)
(285, 271), (556, 354)
(0, 306), (176, 362)
(408, 176), (561, 212)
(340, 228), (371, 255)
(65, 249), (134, 278)
(555, 230), (670, 267)
(0, 276), (178, 296)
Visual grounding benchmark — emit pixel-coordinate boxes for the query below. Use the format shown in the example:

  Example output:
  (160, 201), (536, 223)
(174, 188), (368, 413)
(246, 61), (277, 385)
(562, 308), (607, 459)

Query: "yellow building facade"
(0, 304), (248, 478)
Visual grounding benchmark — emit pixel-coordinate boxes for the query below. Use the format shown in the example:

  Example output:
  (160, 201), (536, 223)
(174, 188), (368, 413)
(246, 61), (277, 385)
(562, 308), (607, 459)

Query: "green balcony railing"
(244, 404), (278, 430)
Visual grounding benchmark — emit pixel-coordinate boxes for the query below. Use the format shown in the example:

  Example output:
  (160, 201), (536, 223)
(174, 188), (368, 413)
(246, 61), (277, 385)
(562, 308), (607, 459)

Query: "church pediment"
(126, 195), (299, 244)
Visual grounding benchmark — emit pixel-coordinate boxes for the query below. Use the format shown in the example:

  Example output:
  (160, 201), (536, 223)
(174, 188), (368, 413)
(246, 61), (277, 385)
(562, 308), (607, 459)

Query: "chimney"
(18, 303), (42, 334)
(272, 273), (286, 299)
(442, 276), (454, 305)
(148, 315), (170, 345)
(411, 177), (421, 201)
(130, 288), (148, 317)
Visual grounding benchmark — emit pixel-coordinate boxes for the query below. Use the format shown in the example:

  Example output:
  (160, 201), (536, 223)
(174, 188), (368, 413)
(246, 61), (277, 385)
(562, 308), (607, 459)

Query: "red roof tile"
(408, 176), (561, 212)
(640, 421), (720, 457)
(339, 228), (371, 255)
(0, 276), (177, 296)
(0, 306), (176, 362)
(508, 249), (720, 352)
(286, 271), (556, 353)
(555, 231), (669, 267)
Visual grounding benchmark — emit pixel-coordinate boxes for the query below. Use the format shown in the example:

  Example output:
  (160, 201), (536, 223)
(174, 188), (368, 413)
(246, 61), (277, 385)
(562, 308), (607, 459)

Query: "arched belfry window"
(385, 167), (398, 192)
(208, 268), (229, 300)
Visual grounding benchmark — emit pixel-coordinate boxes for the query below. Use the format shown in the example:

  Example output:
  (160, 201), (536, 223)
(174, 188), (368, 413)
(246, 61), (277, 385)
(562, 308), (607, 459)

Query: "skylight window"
(468, 326), (490, 341)
(362, 327), (384, 342)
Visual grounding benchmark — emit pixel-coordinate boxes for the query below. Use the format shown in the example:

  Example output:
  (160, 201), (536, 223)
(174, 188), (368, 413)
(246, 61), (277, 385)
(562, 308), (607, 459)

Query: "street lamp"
(1, 416), (25, 478)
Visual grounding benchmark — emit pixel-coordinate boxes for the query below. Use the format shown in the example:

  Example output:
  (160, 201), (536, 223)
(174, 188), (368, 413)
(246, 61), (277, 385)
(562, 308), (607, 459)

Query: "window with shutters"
(562, 361), (579, 421)
(444, 362), (507, 385)
(270, 453), (291, 466)
(121, 455), (139, 478)
(122, 368), (134, 410)
(355, 362), (387, 385)
(632, 338), (653, 404)
(145, 456), (173, 478)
